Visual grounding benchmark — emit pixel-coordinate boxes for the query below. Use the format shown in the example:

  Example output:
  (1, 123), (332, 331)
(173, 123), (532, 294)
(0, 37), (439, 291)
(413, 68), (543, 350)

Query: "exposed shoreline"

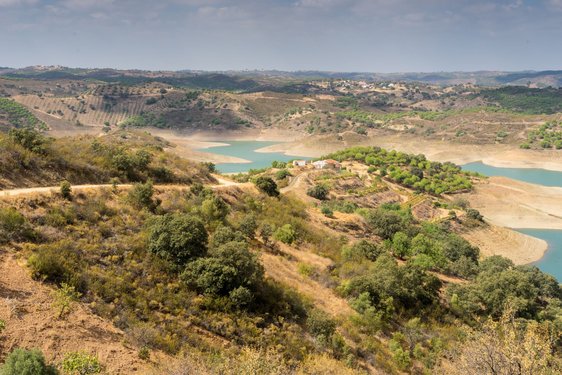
(461, 225), (548, 266)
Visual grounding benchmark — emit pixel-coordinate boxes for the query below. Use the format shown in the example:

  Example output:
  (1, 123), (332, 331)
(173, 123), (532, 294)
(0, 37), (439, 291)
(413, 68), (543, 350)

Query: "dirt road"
(0, 175), (244, 199)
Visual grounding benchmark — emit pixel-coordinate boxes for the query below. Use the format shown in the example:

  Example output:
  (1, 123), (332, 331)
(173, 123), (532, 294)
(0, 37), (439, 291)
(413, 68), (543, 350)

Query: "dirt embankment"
(460, 177), (562, 230)
(461, 225), (548, 265)
(0, 251), (163, 374)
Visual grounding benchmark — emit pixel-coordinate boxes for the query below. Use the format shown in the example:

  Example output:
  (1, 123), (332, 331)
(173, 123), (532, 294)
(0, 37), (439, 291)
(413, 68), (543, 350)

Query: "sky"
(1, 0), (562, 72)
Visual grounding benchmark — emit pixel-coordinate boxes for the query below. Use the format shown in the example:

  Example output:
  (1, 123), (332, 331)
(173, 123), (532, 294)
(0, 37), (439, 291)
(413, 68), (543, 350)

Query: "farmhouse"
(312, 159), (341, 170)
(292, 160), (308, 167)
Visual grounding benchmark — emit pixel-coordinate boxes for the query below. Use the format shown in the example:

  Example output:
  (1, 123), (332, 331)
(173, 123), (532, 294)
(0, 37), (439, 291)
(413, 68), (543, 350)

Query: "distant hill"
(3, 66), (562, 88)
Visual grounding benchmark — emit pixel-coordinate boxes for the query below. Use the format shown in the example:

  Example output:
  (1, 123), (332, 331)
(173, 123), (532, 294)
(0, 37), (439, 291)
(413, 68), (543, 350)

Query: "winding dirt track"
(0, 176), (244, 199)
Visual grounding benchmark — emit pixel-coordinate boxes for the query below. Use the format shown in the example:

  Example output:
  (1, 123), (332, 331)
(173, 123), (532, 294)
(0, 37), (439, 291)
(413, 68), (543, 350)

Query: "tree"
(209, 225), (245, 249)
(446, 306), (561, 375)
(202, 162), (216, 173)
(0, 348), (57, 375)
(200, 195), (229, 223)
(8, 128), (47, 154)
(449, 259), (561, 319)
(259, 223), (273, 247)
(365, 208), (411, 240)
(345, 240), (381, 261)
(237, 214), (257, 239)
(391, 232), (410, 258)
(307, 185), (330, 200)
(182, 241), (264, 296)
(147, 213), (208, 266)
(254, 177), (279, 197)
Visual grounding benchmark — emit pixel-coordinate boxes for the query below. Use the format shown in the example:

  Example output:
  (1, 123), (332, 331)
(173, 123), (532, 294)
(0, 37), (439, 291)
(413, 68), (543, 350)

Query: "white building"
(312, 159), (341, 170)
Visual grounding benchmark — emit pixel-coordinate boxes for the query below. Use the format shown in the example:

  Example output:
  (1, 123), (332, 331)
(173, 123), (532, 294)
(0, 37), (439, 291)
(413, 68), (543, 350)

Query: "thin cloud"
(0, 0), (37, 7)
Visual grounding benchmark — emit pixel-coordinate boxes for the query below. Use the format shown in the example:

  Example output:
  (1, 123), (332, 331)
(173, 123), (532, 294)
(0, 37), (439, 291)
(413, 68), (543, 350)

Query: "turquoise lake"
(462, 161), (562, 188)
(200, 140), (308, 173)
(515, 229), (562, 281)
(462, 161), (562, 281)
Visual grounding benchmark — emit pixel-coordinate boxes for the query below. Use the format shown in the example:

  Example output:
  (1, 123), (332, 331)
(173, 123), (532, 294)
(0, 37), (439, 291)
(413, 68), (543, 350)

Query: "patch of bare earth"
(260, 247), (353, 319)
(460, 225), (547, 265)
(0, 250), (164, 374)
(461, 176), (562, 229)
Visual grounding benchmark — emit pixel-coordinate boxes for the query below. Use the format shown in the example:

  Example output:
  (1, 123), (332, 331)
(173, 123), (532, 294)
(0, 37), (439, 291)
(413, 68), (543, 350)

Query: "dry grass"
(0, 251), (165, 374)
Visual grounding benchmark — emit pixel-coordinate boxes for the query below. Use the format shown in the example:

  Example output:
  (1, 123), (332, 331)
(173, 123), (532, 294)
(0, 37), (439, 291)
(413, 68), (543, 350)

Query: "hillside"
(3, 66), (562, 88)
(0, 128), (214, 189)
(0, 142), (560, 374)
(2, 72), (561, 158)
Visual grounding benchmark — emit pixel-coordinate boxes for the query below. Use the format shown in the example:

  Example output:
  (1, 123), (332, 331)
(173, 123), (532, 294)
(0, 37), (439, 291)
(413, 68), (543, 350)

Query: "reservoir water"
(462, 161), (562, 281)
(514, 229), (562, 281)
(200, 140), (308, 174)
(462, 162), (562, 188)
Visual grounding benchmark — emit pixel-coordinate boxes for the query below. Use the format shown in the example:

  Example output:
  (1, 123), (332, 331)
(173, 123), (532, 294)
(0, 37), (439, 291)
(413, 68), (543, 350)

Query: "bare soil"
(0, 251), (162, 374)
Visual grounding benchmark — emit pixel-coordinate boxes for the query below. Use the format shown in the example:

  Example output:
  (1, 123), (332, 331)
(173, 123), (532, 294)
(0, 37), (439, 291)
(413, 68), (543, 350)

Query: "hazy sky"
(1, 0), (561, 72)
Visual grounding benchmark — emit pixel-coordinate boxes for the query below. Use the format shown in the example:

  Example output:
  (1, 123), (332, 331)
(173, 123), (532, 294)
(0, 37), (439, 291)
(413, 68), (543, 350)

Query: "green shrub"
(52, 283), (82, 319)
(127, 180), (156, 210)
(200, 195), (229, 223)
(138, 347), (150, 361)
(297, 263), (315, 277)
(320, 206), (333, 217)
(466, 208), (483, 221)
(273, 224), (297, 244)
(147, 213), (208, 266)
(229, 286), (254, 307)
(0, 208), (26, 234)
(307, 184), (330, 200)
(0, 208), (35, 243)
(254, 176), (279, 197)
(307, 309), (336, 338)
(60, 352), (102, 374)
(8, 128), (47, 154)
(237, 214), (257, 239)
(391, 232), (411, 258)
(60, 181), (72, 200)
(345, 240), (382, 261)
(275, 169), (291, 180)
(0, 348), (57, 375)
(27, 242), (84, 289)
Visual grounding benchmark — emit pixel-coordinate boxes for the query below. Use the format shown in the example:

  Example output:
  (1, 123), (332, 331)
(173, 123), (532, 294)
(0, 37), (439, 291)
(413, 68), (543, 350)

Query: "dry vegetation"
(0, 70), (561, 374)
